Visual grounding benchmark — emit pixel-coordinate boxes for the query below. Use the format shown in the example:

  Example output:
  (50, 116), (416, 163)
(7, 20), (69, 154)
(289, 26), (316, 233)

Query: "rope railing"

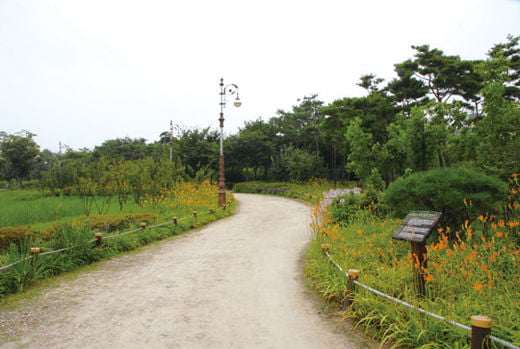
(0, 209), (219, 272)
(0, 256), (33, 272)
(323, 249), (520, 349)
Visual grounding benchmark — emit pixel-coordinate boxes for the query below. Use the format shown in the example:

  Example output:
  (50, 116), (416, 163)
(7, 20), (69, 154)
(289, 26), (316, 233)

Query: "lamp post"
(218, 77), (241, 207)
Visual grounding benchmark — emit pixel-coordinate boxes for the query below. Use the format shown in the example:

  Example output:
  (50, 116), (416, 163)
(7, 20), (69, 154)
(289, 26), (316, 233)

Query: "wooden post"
(172, 217), (178, 226)
(321, 243), (330, 255)
(192, 211), (198, 228)
(471, 316), (492, 349)
(411, 241), (428, 298)
(94, 233), (103, 247)
(343, 269), (360, 309)
(30, 247), (40, 259)
(140, 222), (147, 230)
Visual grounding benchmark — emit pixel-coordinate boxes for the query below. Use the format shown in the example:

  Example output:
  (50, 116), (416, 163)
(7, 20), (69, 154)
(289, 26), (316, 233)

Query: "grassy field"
(0, 181), (235, 297)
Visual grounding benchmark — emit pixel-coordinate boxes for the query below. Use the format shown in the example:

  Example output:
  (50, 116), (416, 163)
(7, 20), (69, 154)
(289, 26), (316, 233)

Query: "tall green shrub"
(383, 167), (507, 233)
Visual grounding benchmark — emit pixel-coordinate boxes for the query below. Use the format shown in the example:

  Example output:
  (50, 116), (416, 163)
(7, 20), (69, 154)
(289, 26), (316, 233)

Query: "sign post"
(392, 211), (442, 298)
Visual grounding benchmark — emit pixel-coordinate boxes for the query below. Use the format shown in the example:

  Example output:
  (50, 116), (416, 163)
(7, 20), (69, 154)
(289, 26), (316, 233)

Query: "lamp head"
(233, 96), (242, 108)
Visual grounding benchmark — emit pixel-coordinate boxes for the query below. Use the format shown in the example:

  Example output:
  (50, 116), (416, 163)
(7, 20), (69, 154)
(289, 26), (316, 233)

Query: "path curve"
(1, 194), (373, 348)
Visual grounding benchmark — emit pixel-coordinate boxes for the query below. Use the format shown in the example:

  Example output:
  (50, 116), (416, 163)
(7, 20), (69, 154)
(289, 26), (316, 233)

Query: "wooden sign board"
(392, 211), (442, 243)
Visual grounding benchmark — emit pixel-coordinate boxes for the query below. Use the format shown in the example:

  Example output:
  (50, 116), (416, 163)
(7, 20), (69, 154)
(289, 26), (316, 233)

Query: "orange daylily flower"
(472, 283), (485, 291)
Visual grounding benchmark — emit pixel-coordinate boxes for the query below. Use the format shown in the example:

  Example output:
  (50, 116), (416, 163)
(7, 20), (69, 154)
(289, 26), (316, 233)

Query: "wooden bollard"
(411, 241), (428, 298)
(471, 316), (492, 349)
(343, 269), (360, 309)
(321, 243), (330, 254)
(191, 211), (198, 228)
(172, 217), (178, 225)
(30, 247), (40, 264)
(140, 222), (147, 230)
(94, 232), (103, 247)
(30, 247), (40, 257)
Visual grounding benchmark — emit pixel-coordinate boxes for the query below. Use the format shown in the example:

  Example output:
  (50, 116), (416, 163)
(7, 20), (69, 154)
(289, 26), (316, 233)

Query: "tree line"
(1, 35), (518, 188)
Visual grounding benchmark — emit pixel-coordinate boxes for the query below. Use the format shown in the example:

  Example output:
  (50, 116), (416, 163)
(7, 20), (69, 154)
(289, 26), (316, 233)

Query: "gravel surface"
(0, 193), (375, 348)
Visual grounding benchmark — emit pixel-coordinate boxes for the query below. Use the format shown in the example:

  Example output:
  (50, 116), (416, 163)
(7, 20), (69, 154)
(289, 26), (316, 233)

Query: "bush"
(330, 194), (363, 225)
(383, 167), (507, 233)
(0, 226), (35, 251)
(42, 213), (158, 238)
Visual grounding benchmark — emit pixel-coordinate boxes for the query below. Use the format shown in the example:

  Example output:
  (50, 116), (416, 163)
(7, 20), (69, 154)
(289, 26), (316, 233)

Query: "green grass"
(0, 189), (159, 228)
(0, 183), (236, 298)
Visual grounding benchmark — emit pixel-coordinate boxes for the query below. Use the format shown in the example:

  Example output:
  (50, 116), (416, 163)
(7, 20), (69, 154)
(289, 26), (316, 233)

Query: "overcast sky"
(1, 0), (519, 152)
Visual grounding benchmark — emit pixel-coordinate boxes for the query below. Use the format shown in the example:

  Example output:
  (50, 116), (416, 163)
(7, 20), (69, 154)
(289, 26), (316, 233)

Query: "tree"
(487, 34), (520, 103)
(320, 113), (348, 182)
(386, 61), (430, 114)
(225, 119), (276, 181)
(92, 137), (150, 161)
(474, 75), (520, 179)
(268, 146), (326, 182)
(322, 92), (397, 146)
(394, 45), (483, 112)
(0, 131), (40, 187)
(405, 108), (438, 172)
(357, 74), (385, 93)
(176, 127), (219, 177)
(273, 95), (325, 156)
(345, 117), (376, 182)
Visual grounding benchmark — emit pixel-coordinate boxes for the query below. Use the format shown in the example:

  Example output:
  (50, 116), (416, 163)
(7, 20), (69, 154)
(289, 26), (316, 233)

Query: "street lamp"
(218, 77), (241, 207)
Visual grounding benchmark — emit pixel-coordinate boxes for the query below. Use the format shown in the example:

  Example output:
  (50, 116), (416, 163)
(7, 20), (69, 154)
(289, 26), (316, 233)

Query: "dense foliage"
(1, 36), (518, 188)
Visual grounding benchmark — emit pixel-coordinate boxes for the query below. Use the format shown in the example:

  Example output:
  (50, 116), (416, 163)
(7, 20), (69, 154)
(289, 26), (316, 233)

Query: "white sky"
(1, 0), (519, 152)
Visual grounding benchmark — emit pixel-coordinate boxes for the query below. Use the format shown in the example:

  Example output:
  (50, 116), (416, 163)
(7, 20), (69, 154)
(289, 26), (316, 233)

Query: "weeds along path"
(1, 194), (373, 349)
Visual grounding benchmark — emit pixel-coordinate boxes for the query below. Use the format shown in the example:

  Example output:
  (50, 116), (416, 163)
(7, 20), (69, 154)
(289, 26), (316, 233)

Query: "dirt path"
(1, 194), (374, 349)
